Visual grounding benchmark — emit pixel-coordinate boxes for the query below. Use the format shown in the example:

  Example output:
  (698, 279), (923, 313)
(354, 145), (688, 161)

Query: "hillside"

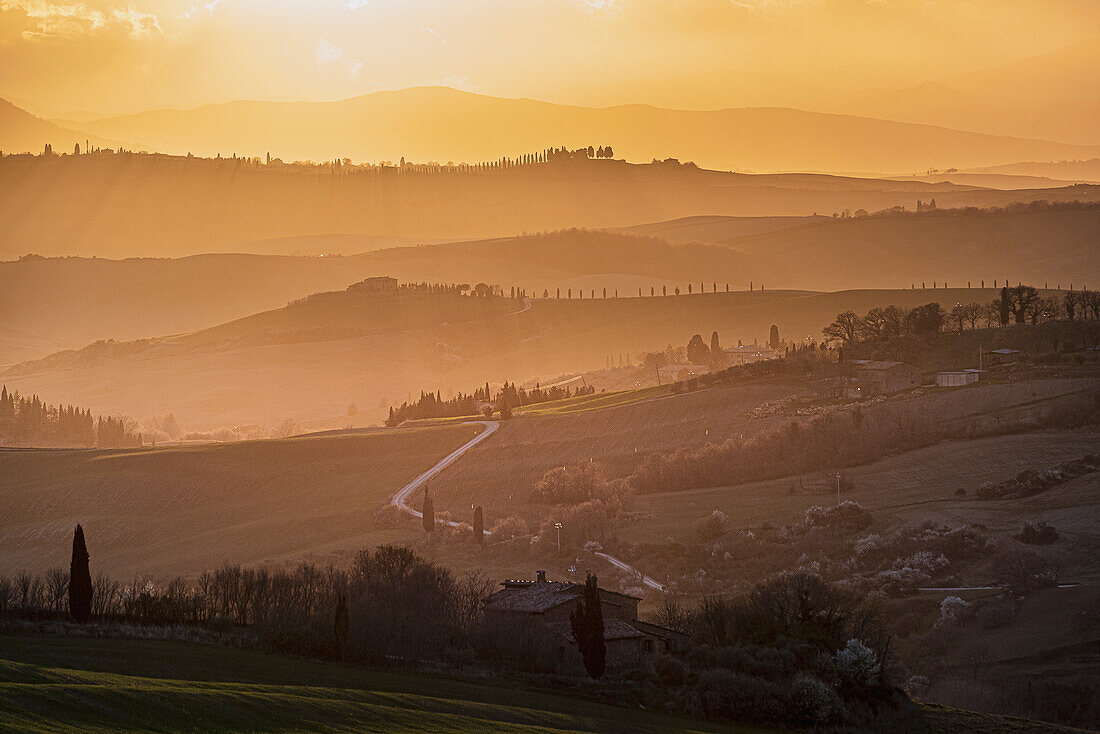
(0, 99), (126, 155)
(0, 286), (1065, 431)
(51, 87), (1100, 174)
(0, 636), (1059, 733)
(947, 38), (1100, 106)
(0, 425), (483, 579)
(835, 84), (1100, 149)
(965, 159), (1100, 183)
(0, 637), (762, 734)
(819, 40), (1100, 146)
(3, 205), (1095, 366)
(5, 148), (1099, 259)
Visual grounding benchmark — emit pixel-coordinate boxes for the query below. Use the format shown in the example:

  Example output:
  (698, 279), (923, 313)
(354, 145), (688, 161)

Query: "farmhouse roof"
(484, 581), (581, 613)
(989, 348), (1021, 355)
(484, 576), (642, 614)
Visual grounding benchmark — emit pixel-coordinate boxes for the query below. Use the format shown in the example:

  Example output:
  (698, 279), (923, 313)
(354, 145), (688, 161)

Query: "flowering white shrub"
(835, 638), (880, 686)
(853, 533), (883, 556)
(936, 595), (970, 628)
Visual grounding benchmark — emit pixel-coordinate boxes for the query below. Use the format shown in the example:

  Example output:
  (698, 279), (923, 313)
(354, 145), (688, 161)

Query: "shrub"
(992, 549), (1057, 594)
(787, 674), (845, 724)
(654, 655), (686, 686)
(695, 510), (729, 543)
(689, 669), (787, 723)
(531, 463), (609, 505)
(835, 638), (880, 686)
(489, 515), (529, 541)
(1016, 521), (1059, 545)
(935, 595), (971, 628)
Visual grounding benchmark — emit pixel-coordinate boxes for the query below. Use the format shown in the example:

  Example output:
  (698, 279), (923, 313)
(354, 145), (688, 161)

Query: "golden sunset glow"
(1, 2), (1099, 731)
(1, 0), (1097, 114)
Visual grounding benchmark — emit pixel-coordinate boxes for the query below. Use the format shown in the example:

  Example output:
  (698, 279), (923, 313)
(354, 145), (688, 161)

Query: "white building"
(935, 370), (982, 387)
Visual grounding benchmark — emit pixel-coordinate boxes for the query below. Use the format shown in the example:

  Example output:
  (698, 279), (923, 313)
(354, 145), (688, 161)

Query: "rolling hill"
(3, 147), (1098, 260)
(0, 98), (127, 155)
(51, 86), (1100, 174)
(0, 636), (1054, 733)
(2, 205), (1095, 366)
(810, 40), (1100, 147)
(1, 284), (1065, 431)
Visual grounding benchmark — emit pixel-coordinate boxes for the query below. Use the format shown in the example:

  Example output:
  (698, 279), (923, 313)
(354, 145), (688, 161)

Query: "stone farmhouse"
(348, 276), (398, 293)
(481, 571), (683, 676)
(850, 360), (921, 396)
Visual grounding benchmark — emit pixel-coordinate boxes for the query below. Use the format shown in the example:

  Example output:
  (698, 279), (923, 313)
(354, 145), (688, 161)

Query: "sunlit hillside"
(2, 286), (1057, 431)
(3, 149), (1099, 260)
(3, 206), (1096, 366)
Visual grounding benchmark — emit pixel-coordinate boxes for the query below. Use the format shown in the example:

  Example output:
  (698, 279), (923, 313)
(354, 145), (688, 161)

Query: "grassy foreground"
(0, 636), (758, 734)
(0, 636), (1085, 733)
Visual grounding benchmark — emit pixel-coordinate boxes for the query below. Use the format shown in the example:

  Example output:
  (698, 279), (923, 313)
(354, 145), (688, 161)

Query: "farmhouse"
(723, 345), (779, 365)
(481, 571), (682, 676)
(657, 364), (710, 383)
(349, 276), (398, 293)
(850, 360), (921, 396)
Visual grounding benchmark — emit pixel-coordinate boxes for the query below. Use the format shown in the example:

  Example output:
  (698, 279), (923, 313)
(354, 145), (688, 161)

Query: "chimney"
(536, 570), (547, 583)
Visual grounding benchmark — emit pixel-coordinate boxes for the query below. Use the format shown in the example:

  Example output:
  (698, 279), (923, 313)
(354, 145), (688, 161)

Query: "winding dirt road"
(389, 419), (665, 591)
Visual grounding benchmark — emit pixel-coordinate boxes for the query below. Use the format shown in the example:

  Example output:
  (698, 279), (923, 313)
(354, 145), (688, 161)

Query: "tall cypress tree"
(422, 490), (435, 536)
(473, 505), (484, 546)
(68, 524), (92, 624)
(569, 573), (606, 679)
(999, 286), (1011, 326)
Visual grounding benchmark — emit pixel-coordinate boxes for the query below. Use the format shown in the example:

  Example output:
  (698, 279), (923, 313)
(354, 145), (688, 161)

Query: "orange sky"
(1, 0), (1098, 114)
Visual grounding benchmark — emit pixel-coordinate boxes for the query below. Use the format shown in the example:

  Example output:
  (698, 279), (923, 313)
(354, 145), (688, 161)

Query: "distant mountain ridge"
(41, 87), (1100, 174)
(0, 99), (129, 155)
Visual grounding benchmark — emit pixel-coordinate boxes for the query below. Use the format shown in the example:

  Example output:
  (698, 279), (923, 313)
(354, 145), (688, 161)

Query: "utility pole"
(555, 522), (563, 551)
(836, 472), (842, 505)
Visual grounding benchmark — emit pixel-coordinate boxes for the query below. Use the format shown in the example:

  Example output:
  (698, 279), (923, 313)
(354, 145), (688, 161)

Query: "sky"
(1, 0), (1098, 114)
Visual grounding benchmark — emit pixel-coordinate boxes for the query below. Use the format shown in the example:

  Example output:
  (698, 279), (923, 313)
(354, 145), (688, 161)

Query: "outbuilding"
(935, 370), (981, 387)
(851, 360), (921, 395)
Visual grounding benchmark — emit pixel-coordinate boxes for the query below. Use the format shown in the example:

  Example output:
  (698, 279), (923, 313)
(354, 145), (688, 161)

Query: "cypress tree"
(422, 490), (434, 535)
(769, 324), (780, 350)
(569, 573), (606, 679)
(68, 524), (92, 624)
(473, 505), (484, 546)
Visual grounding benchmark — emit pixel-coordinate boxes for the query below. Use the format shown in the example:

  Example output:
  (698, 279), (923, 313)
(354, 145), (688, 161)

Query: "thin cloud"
(315, 38), (363, 77)
(0, 0), (162, 40)
(344, 0), (368, 9)
(180, 0), (220, 20)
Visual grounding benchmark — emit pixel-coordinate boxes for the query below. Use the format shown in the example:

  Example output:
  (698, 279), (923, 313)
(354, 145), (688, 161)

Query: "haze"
(2, 0), (1097, 117)
(1, 1), (1099, 733)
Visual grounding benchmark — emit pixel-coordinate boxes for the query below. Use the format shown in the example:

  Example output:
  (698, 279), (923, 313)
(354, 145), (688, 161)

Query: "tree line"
(3, 526), (902, 728)
(386, 379), (595, 425)
(822, 287), (1100, 346)
(8, 143), (616, 174)
(0, 386), (142, 448)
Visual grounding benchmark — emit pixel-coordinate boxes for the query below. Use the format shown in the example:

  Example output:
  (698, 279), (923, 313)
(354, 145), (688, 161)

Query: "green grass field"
(0, 636), (1084, 733)
(517, 385), (671, 417)
(0, 636), (762, 734)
